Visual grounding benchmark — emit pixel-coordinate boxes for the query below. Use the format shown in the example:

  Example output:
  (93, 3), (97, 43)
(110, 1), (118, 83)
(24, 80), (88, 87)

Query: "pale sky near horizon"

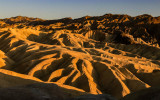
(0, 0), (159, 19)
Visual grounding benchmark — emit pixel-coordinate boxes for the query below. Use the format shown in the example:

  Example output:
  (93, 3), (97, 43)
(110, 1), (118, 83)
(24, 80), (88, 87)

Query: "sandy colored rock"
(0, 14), (160, 99)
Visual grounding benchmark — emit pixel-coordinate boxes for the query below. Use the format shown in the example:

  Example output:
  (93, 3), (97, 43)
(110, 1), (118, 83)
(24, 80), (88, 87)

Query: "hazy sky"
(0, 0), (159, 19)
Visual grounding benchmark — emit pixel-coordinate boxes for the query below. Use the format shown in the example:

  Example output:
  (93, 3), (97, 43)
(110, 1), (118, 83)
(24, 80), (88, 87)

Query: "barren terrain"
(0, 14), (160, 100)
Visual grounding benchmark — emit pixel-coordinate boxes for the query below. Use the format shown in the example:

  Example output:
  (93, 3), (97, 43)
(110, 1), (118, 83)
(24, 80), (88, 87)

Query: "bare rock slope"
(0, 14), (160, 100)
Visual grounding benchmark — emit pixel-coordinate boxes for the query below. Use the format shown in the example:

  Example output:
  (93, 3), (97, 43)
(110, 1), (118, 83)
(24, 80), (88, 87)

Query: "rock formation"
(0, 14), (160, 100)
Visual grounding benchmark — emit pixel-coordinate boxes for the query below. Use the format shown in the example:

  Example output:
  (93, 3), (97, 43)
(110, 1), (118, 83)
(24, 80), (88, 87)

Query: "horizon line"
(1, 13), (160, 20)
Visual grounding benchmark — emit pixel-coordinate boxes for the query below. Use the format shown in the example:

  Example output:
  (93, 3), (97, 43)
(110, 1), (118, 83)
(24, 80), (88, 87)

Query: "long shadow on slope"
(33, 54), (74, 81)
(109, 44), (160, 87)
(27, 33), (61, 45)
(0, 71), (87, 100)
(1, 44), (54, 73)
(0, 32), (16, 53)
(10, 50), (61, 74)
(109, 43), (160, 62)
(0, 31), (26, 53)
(0, 70), (40, 87)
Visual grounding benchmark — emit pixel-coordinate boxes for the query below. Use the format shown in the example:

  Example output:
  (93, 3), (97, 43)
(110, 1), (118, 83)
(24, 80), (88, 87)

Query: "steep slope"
(0, 14), (160, 99)
(0, 69), (88, 100)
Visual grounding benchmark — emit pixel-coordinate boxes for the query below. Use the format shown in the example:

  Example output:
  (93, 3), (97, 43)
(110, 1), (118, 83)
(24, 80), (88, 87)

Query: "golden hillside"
(0, 14), (160, 100)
